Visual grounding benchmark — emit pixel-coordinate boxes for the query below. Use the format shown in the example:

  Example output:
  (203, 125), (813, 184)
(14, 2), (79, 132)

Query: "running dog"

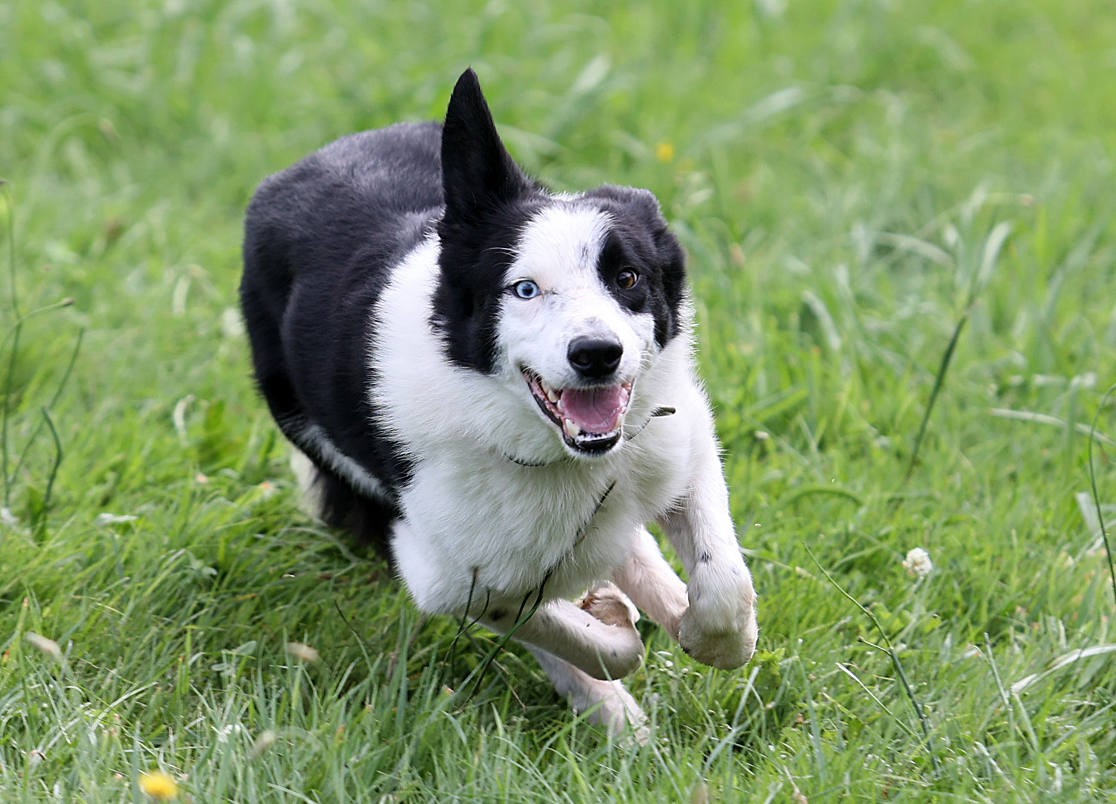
(240, 69), (758, 734)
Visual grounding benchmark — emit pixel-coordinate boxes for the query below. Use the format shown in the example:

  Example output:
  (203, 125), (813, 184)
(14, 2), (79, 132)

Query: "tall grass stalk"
(905, 222), (1012, 482)
(0, 186), (82, 527)
(809, 549), (941, 777)
(1087, 383), (1116, 607)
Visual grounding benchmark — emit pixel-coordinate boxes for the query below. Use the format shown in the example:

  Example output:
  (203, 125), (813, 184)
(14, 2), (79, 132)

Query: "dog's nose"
(567, 337), (623, 379)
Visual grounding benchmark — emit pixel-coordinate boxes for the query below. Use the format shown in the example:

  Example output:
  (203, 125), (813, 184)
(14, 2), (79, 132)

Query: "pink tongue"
(562, 386), (626, 434)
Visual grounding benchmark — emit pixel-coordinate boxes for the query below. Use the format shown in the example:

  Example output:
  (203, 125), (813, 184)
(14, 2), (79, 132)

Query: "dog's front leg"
(480, 594), (644, 681)
(659, 436), (758, 670)
(612, 527), (689, 640)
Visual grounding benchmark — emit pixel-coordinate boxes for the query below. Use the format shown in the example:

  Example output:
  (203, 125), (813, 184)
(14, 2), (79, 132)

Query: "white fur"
(498, 204), (657, 404)
(365, 200), (758, 734)
(612, 527), (690, 640)
(528, 645), (649, 742)
(293, 422), (388, 501)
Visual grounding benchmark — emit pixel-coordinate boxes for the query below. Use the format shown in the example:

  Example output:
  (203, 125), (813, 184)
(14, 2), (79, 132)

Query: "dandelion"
(139, 770), (179, 800)
(902, 547), (933, 578)
(655, 142), (676, 163)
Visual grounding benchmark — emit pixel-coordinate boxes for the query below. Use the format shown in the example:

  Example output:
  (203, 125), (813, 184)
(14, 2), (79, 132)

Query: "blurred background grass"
(2, 0), (1115, 800)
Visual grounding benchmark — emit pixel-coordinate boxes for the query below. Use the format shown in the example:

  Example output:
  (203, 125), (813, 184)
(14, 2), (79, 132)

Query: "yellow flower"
(139, 770), (179, 800)
(655, 142), (676, 163)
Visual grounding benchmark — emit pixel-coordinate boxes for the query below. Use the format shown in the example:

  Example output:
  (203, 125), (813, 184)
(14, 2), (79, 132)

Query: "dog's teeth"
(546, 387), (560, 404)
(563, 419), (581, 439)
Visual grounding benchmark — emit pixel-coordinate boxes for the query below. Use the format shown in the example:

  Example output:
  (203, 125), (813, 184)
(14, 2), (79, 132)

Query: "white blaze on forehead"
(497, 199), (656, 408)
(507, 204), (611, 289)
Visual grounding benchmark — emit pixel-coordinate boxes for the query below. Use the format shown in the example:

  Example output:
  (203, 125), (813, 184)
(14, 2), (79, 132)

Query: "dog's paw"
(574, 582), (644, 679)
(677, 565), (758, 670)
(579, 582), (640, 628)
(533, 644), (649, 743)
(584, 681), (650, 744)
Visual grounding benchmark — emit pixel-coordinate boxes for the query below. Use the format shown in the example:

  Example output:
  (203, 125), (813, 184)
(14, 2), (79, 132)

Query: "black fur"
(584, 185), (686, 347)
(240, 124), (442, 547)
(432, 71), (547, 373)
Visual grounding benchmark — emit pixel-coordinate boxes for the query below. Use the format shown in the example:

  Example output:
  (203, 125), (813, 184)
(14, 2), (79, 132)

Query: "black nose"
(567, 337), (623, 379)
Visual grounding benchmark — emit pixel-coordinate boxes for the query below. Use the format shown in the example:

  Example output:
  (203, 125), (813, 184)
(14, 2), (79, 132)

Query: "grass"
(2, 0), (1115, 799)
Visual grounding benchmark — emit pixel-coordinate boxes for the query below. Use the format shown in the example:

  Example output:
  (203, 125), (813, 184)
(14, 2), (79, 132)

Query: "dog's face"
(434, 71), (686, 458)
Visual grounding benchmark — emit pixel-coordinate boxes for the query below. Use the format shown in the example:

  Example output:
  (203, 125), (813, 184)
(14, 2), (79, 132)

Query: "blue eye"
(511, 280), (541, 299)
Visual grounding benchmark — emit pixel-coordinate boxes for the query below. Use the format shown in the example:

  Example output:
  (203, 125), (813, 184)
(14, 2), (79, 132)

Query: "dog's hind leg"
(526, 644), (648, 741)
(288, 448), (398, 555)
(290, 448), (327, 519)
(480, 593), (644, 682)
(391, 527), (644, 679)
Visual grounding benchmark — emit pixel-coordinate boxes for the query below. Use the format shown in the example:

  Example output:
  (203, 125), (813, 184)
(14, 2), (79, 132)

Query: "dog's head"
(434, 70), (687, 459)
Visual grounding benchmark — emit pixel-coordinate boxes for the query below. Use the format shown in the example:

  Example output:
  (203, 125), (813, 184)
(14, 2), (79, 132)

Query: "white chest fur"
(372, 229), (703, 616)
(390, 411), (691, 614)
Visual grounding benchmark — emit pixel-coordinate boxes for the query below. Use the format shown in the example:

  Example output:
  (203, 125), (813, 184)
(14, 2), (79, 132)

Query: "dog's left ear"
(441, 69), (529, 219)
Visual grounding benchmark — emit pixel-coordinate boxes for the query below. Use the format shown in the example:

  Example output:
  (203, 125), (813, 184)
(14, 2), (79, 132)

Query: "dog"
(240, 69), (758, 734)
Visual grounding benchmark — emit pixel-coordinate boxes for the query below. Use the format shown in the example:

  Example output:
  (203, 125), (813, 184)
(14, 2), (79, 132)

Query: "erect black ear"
(441, 69), (528, 218)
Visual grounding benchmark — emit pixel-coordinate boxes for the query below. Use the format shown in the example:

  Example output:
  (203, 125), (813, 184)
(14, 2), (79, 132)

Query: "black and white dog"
(240, 70), (757, 734)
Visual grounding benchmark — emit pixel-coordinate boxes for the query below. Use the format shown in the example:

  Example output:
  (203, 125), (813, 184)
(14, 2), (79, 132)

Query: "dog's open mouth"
(522, 369), (632, 455)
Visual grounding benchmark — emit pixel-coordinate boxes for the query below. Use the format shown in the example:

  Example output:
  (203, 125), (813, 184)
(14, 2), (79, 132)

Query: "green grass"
(3, 0), (1115, 800)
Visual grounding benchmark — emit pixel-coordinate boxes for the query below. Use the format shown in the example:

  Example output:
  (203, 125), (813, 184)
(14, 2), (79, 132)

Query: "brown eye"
(617, 270), (639, 290)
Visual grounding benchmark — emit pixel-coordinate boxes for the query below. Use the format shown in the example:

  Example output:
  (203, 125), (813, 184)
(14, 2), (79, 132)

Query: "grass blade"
(9, 328), (82, 487)
(808, 548), (941, 776)
(904, 312), (967, 481)
(905, 222), (1012, 482)
(39, 407), (63, 517)
(1087, 383), (1116, 608)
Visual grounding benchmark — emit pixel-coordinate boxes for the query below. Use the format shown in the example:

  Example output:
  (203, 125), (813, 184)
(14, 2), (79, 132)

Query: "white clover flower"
(215, 723), (246, 743)
(902, 547), (933, 578)
(220, 307), (246, 339)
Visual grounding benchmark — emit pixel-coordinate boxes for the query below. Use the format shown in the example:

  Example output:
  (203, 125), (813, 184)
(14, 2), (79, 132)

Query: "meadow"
(2, 0), (1115, 800)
